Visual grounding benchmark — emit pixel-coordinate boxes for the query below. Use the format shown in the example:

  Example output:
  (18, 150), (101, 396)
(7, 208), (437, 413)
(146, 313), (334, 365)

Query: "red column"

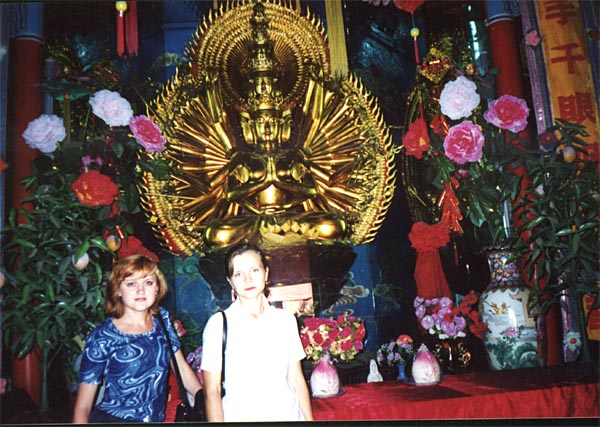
(486, 0), (561, 367)
(7, 2), (44, 406)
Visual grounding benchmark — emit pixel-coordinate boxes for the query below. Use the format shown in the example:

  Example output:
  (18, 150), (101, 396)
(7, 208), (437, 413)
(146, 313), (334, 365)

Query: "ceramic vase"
(411, 344), (441, 385)
(310, 352), (340, 397)
(431, 338), (471, 374)
(479, 249), (544, 370)
(396, 363), (407, 381)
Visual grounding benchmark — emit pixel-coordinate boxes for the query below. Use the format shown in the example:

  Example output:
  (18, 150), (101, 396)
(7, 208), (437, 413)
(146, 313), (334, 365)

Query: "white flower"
(89, 89), (133, 127)
(22, 114), (66, 154)
(439, 76), (481, 120)
(564, 331), (581, 352)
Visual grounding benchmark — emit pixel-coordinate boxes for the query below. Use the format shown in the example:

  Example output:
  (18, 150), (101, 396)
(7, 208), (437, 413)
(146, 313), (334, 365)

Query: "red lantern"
(392, 0), (425, 14)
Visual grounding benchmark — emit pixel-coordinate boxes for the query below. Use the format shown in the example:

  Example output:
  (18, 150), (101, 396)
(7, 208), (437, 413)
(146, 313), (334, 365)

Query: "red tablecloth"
(311, 366), (599, 421)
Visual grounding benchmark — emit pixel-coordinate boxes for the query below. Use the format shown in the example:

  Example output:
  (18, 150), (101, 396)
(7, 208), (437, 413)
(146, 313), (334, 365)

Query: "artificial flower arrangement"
(300, 315), (366, 362)
(402, 50), (529, 248)
(376, 334), (415, 367)
(414, 291), (488, 340)
(1, 35), (172, 411)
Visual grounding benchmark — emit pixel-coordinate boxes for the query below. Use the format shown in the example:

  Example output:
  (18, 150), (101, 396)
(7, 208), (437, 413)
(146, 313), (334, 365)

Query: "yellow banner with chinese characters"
(536, 0), (599, 161)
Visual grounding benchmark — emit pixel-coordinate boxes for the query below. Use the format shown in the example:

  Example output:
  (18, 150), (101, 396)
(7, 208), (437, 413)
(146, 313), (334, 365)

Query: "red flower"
(330, 327), (341, 340)
(312, 332), (324, 345)
(341, 339), (354, 351)
(463, 290), (478, 305)
(392, 0), (424, 13)
(71, 170), (119, 206)
(355, 324), (367, 340)
(430, 113), (448, 137)
(340, 326), (353, 339)
(403, 118), (430, 159)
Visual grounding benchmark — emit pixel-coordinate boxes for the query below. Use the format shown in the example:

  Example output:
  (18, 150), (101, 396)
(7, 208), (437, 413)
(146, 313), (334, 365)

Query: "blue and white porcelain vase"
(479, 250), (545, 370)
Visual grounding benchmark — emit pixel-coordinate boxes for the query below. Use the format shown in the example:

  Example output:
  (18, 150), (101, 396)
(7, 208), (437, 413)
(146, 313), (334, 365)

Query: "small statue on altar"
(367, 359), (384, 383)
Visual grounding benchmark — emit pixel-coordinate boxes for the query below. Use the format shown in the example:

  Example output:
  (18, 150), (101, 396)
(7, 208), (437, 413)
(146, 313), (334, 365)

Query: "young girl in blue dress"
(72, 254), (201, 423)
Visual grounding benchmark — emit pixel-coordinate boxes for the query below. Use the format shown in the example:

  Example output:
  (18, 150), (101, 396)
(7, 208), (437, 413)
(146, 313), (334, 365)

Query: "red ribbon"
(408, 221), (452, 298)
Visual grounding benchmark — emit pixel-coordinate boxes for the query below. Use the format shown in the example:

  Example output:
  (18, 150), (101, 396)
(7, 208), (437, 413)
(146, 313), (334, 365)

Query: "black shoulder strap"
(221, 311), (227, 388)
(156, 312), (187, 404)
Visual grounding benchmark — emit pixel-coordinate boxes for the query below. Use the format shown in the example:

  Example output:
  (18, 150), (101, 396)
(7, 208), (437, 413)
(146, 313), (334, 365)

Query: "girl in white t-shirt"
(201, 243), (313, 422)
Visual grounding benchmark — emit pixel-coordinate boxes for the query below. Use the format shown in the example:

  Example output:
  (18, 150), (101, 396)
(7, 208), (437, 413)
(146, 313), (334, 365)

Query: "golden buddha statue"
(141, 1), (396, 256)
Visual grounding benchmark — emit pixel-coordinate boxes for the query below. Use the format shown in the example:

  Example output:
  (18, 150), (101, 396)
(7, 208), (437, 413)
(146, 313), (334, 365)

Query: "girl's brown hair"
(105, 254), (168, 318)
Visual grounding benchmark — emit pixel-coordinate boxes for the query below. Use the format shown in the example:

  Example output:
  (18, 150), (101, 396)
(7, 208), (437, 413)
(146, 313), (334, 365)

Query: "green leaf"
(39, 80), (92, 101)
(74, 241), (90, 260)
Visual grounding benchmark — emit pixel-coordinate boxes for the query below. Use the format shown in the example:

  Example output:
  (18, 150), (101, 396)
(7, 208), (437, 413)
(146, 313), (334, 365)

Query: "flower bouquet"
(376, 334), (415, 367)
(300, 315), (366, 362)
(402, 44), (529, 249)
(414, 291), (487, 340)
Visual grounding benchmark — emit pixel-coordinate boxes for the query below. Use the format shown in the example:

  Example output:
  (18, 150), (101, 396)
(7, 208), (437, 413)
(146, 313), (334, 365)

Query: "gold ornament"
(141, 0), (395, 256)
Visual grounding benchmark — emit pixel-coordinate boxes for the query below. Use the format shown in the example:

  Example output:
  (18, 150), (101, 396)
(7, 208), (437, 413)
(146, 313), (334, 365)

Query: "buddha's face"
(253, 109), (280, 144)
(255, 76), (273, 96)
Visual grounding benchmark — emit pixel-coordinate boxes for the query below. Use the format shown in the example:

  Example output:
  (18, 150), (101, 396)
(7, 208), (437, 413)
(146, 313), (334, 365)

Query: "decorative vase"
(479, 249), (545, 370)
(431, 338), (471, 374)
(411, 344), (441, 385)
(396, 363), (407, 381)
(310, 352), (340, 397)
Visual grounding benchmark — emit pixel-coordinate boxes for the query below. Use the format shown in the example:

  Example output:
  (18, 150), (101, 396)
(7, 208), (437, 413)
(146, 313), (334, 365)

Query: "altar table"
(311, 365), (599, 421)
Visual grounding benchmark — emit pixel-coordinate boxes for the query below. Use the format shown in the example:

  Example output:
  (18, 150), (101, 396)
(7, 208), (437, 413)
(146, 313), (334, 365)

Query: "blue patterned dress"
(79, 307), (180, 422)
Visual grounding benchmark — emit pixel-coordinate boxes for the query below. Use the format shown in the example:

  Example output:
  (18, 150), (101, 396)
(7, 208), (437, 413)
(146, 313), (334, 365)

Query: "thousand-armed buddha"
(141, 1), (396, 255)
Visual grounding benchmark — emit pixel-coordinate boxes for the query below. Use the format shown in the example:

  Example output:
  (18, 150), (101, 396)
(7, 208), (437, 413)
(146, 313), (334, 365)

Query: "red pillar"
(7, 2), (44, 406)
(486, 0), (562, 367)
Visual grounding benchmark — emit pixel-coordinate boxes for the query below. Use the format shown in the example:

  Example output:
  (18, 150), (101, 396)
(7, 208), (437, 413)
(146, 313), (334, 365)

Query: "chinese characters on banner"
(536, 0), (599, 341)
(536, 0), (600, 163)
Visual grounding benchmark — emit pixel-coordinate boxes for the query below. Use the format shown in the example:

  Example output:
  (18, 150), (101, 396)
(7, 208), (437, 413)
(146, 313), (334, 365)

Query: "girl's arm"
(174, 349), (202, 398)
(72, 382), (99, 423)
(202, 369), (224, 422)
(287, 359), (314, 421)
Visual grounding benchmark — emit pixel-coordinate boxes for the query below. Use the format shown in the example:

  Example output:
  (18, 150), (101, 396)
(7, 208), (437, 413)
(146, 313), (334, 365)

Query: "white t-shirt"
(201, 297), (307, 422)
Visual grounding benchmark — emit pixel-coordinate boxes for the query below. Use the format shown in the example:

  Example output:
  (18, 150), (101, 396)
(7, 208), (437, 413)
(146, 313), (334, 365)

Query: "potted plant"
(512, 119), (599, 363)
(376, 334), (415, 380)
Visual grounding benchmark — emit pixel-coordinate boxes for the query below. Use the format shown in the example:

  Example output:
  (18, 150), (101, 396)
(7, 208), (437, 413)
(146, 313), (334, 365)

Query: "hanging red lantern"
(392, 0), (425, 14)
(115, 1), (127, 57)
(115, 2), (138, 57)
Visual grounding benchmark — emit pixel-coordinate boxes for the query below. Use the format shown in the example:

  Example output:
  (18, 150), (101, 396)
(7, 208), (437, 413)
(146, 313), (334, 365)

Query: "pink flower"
(439, 76), (481, 120)
(525, 30), (541, 47)
(483, 94), (529, 133)
(403, 118), (430, 159)
(443, 120), (484, 164)
(89, 89), (133, 127)
(129, 116), (166, 153)
(502, 326), (520, 338)
(81, 155), (103, 172)
(22, 114), (66, 154)
(173, 319), (187, 337)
